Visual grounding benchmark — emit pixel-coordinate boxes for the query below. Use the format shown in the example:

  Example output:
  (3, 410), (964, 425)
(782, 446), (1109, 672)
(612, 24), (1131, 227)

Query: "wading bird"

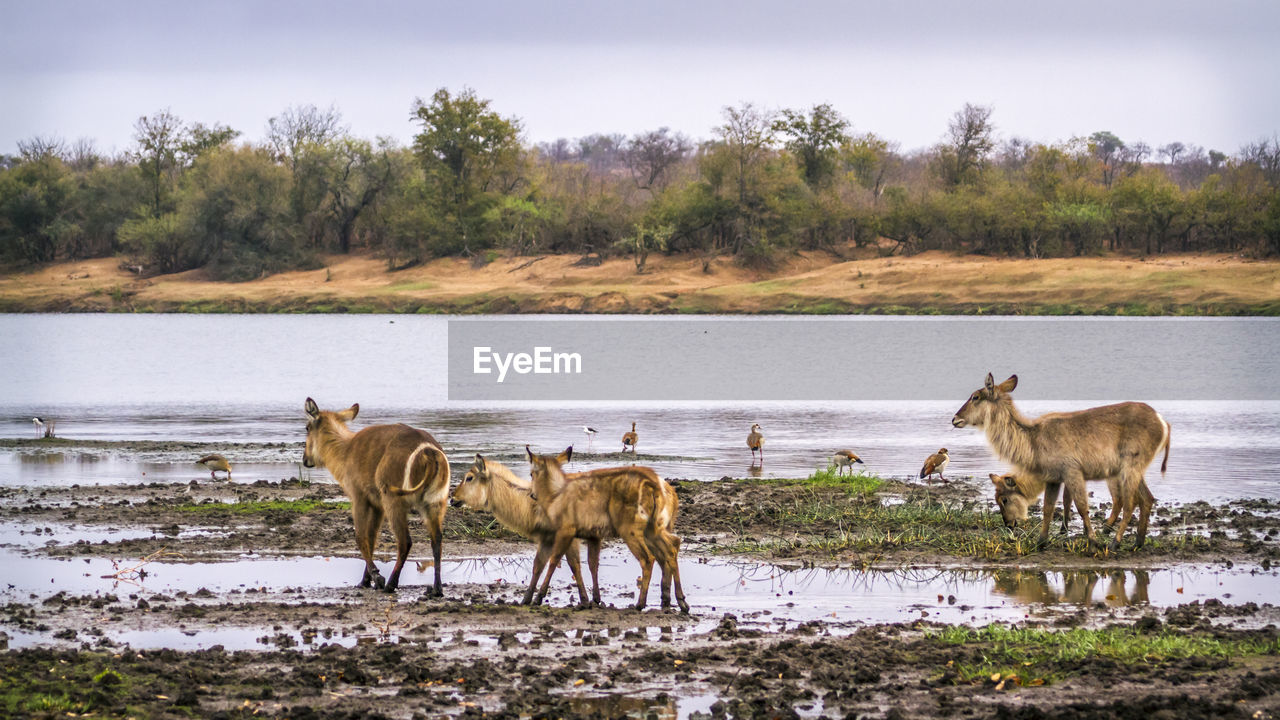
(622, 422), (638, 453)
(196, 454), (232, 480)
(747, 424), (764, 463)
(919, 448), (951, 483)
(32, 417), (45, 438)
(582, 426), (597, 448)
(833, 449), (864, 475)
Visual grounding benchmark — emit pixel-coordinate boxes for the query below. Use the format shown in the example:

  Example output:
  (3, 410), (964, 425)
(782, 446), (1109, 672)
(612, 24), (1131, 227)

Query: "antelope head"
(526, 445), (572, 500)
(452, 454), (492, 509)
(952, 373), (1018, 429)
(990, 472), (1032, 528)
(302, 397), (359, 469)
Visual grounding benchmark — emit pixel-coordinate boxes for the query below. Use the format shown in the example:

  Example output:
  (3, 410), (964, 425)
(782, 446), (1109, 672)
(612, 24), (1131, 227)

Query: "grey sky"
(3, 0), (1278, 157)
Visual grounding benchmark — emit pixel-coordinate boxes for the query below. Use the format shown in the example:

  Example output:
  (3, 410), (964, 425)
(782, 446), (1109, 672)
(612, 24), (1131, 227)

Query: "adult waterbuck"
(451, 454), (593, 607)
(952, 374), (1170, 550)
(526, 446), (688, 613)
(303, 398), (451, 595)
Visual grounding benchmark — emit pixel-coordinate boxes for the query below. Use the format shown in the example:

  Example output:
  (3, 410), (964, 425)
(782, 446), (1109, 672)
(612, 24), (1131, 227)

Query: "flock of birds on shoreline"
(186, 422), (954, 485)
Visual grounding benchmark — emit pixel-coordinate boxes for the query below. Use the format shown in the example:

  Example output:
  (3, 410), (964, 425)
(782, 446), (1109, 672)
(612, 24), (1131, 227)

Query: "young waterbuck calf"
(451, 454), (593, 607)
(989, 471), (1155, 535)
(952, 374), (1170, 550)
(303, 398), (451, 595)
(526, 446), (688, 613)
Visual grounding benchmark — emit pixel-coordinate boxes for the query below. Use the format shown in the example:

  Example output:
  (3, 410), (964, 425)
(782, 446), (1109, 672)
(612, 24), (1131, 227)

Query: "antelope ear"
(989, 473), (1003, 486)
(304, 397), (320, 418)
(525, 445), (535, 463)
(474, 454), (487, 472)
(558, 446), (573, 464)
(984, 373), (995, 393)
(997, 375), (1018, 393)
(337, 403), (359, 422)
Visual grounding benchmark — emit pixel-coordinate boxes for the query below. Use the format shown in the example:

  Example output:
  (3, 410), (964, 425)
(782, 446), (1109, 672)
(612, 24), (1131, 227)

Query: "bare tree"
(1241, 136), (1280, 185)
(938, 103), (995, 185)
(266, 104), (346, 170)
(1159, 141), (1186, 165)
(717, 102), (776, 207)
(17, 135), (66, 162)
(624, 127), (691, 191)
(132, 109), (184, 216)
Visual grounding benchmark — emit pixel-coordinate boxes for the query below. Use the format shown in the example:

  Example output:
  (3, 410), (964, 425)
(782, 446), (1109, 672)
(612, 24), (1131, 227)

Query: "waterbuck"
(526, 446), (688, 613)
(988, 471), (1155, 534)
(952, 374), (1170, 550)
(303, 398), (451, 595)
(451, 454), (593, 607)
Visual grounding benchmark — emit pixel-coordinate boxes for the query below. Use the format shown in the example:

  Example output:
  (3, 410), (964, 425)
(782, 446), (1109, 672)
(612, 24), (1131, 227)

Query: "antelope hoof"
(678, 598), (690, 614)
(1034, 535), (1050, 551)
(1133, 536), (1147, 550)
(633, 601), (647, 611)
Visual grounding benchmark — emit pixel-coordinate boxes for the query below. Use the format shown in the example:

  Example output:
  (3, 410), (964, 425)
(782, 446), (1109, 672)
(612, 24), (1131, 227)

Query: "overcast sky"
(4, 0), (1278, 157)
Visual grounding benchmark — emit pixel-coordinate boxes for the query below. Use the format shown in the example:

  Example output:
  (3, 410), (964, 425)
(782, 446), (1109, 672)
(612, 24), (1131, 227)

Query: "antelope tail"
(389, 443), (445, 496)
(1158, 414), (1171, 475)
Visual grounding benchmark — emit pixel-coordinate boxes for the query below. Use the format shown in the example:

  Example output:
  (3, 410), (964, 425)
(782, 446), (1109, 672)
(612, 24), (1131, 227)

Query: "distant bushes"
(2, 96), (1279, 279)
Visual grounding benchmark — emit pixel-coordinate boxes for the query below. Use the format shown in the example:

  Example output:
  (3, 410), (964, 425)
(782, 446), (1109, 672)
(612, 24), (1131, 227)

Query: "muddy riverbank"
(3, 476), (1280, 718)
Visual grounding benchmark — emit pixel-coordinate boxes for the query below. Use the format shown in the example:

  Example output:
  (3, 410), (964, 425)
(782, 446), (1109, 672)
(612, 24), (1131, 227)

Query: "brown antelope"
(196, 453), (232, 480)
(526, 446), (688, 613)
(833, 449), (863, 475)
(622, 422), (638, 453)
(747, 424), (764, 461)
(302, 398), (451, 595)
(451, 454), (593, 607)
(952, 374), (1170, 550)
(989, 471), (1155, 534)
(919, 448), (950, 482)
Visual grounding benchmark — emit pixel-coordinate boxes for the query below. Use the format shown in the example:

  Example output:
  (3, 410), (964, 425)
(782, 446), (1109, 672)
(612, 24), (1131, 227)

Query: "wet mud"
(2, 475), (1279, 718)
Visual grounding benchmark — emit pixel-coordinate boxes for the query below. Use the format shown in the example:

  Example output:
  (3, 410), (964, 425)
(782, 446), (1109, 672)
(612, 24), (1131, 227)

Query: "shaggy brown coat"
(303, 398), (451, 595)
(451, 455), (592, 606)
(952, 374), (1170, 549)
(526, 446), (688, 613)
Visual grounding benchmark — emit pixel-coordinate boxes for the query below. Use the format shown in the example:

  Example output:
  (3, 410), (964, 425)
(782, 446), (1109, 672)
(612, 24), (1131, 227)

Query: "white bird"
(32, 417), (45, 439)
(582, 425), (597, 448)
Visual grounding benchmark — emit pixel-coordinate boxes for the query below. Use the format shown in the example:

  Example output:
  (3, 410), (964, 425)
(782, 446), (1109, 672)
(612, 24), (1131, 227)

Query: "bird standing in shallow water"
(196, 454), (232, 480)
(582, 426), (597, 449)
(833, 449), (863, 475)
(32, 417), (45, 438)
(919, 448), (951, 483)
(747, 424), (764, 463)
(621, 422), (638, 453)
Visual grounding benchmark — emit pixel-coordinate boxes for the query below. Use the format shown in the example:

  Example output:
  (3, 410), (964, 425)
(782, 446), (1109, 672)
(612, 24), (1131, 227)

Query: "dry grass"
(2, 249), (1277, 314)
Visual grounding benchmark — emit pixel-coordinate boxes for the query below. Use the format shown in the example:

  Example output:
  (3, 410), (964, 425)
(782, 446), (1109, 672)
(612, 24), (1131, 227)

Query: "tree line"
(3, 89), (1279, 280)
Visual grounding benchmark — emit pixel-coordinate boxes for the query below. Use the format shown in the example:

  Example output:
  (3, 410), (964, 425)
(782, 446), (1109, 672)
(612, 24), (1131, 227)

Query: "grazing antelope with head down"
(526, 446), (688, 613)
(952, 374), (1170, 550)
(451, 454), (593, 607)
(303, 398), (451, 595)
(989, 471), (1155, 535)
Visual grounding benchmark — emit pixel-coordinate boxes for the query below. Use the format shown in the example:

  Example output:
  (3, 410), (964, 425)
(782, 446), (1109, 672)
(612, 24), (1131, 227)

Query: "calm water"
(1, 314), (1278, 504)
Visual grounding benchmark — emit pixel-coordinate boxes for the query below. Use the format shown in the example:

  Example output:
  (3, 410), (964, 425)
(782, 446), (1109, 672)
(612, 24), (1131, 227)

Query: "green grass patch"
(172, 498), (349, 515)
(930, 623), (1280, 685)
(778, 465), (885, 495)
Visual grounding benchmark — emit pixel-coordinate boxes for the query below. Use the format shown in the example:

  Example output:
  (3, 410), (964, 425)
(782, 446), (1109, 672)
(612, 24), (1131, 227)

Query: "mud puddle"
(6, 545), (1279, 650)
